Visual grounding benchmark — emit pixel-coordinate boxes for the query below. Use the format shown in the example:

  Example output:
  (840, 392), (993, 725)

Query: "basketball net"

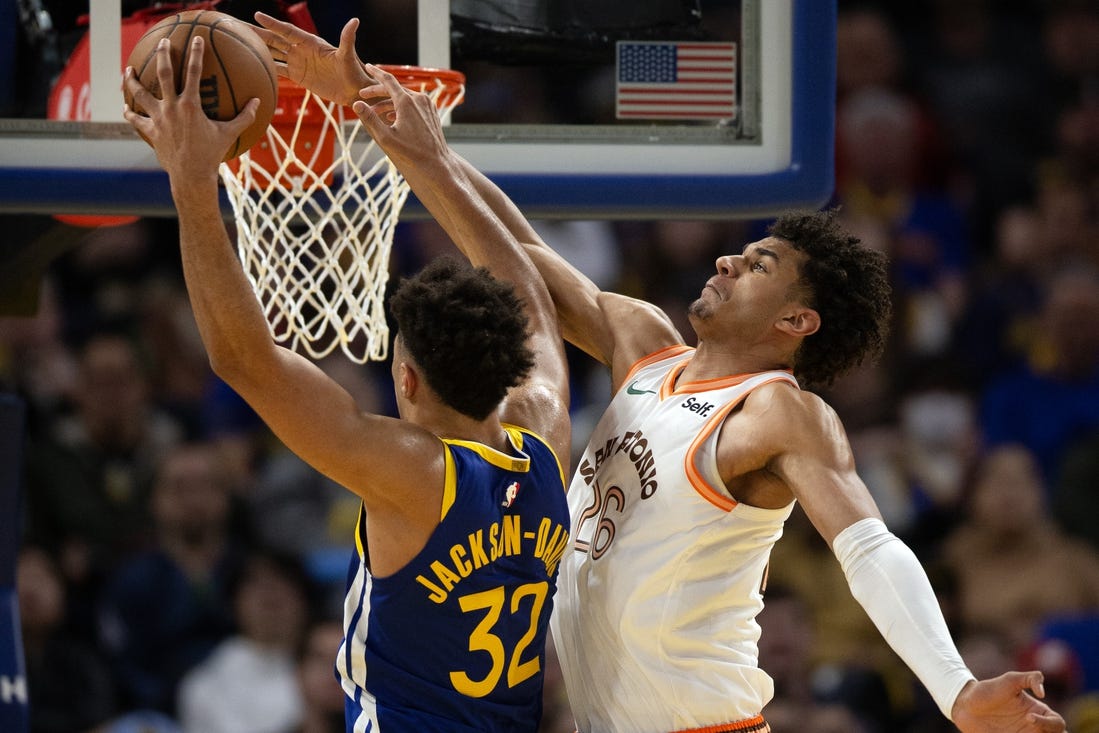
(219, 67), (465, 363)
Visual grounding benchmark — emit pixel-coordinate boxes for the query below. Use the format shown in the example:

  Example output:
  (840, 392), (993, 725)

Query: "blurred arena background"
(1, 1), (1098, 732)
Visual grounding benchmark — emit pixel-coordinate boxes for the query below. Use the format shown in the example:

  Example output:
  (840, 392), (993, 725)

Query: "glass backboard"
(0, 0), (836, 220)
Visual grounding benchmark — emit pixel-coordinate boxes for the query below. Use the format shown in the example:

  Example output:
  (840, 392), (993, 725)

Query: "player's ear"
(776, 306), (820, 338)
(397, 361), (417, 399)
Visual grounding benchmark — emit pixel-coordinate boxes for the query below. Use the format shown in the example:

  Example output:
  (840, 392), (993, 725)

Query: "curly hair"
(768, 209), (892, 389)
(389, 256), (535, 420)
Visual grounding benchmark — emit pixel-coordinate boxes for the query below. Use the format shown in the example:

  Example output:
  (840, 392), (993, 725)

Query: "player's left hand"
(254, 12), (369, 107)
(353, 64), (449, 165)
(951, 672), (1066, 733)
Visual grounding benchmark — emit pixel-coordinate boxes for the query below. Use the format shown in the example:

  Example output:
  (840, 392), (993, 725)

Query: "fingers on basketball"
(125, 9), (279, 161)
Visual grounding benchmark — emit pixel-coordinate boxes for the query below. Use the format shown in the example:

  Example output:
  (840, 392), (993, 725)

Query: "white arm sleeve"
(832, 517), (975, 720)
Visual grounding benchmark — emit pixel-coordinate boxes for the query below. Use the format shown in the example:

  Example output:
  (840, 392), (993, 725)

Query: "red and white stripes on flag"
(616, 41), (738, 120)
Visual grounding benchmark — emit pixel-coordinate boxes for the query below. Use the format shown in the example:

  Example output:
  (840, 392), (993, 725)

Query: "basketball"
(125, 9), (278, 161)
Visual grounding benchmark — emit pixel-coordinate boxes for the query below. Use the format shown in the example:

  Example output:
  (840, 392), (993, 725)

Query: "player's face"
(688, 237), (810, 339)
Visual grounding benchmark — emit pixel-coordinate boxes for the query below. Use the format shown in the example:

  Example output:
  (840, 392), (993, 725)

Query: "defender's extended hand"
(352, 64), (449, 167)
(122, 36), (258, 186)
(952, 672), (1066, 733)
(253, 12), (370, 107)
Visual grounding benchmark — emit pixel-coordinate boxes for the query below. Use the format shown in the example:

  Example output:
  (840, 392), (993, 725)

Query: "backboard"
(0, 0), (836, 220)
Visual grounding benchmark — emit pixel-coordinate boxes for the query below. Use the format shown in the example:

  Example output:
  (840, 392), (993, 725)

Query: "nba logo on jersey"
(502, 481), (520, 508)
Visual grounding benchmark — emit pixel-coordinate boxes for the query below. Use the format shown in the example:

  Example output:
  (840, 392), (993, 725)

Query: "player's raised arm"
(359, 72), (682, 386)
(352, 65), (570, 456)
(452, 163), (685, 387)
(121, 36), (443, 511)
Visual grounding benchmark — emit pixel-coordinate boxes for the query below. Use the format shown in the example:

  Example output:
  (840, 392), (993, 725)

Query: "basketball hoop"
(219, 66), (465, 363)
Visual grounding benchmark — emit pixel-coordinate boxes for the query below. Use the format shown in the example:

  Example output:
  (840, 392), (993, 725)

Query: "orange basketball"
(125, 9), (278, 161)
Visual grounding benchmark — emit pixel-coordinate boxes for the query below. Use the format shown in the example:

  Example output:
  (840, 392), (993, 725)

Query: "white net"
(219, 72), (464, 363)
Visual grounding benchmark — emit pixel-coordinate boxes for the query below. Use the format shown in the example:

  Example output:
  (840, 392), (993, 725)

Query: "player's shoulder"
(602, 293), (684, 376)
(741, 379), (841, 438)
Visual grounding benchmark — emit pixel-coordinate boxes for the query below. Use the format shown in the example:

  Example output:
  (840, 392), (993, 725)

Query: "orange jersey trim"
(661, 360), (796, 398)
(621, 344), (694, 387)
(671, 715), (769, 733)
(683, 375), (799, 511)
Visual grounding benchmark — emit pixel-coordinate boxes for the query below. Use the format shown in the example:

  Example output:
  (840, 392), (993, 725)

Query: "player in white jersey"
(554, 347), (799, 731)
(246, 15), (1067, 733)
(532, 211), (1064, 733)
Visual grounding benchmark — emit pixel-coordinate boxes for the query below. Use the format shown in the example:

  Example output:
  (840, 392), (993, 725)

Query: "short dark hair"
(768, 209), (892, 389)
(389, 256), (535, 420)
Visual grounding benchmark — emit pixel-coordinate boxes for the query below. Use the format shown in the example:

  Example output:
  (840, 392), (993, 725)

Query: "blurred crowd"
(2, 1), (1099, 732)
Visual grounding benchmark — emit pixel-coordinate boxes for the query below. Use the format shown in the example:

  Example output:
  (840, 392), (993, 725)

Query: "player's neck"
(683, 339), (793, 381)
(416, 406), (509, 452)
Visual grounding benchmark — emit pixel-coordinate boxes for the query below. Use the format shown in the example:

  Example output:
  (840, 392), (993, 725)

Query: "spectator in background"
(906, 0), (1049, 242)
(17, 544), (117, 733)
(1054, 427), (1099, 553)
(979, 267), (1099, 486)
(952, 205), (1048, 388)
(538, 636), (574, 733)
(0, 278), (78, 422)
(893, 384), (979, 552)
(22, 329), (185, 642)
(292, 618), (346, 733)
(135, 274), (211, 436)
(1016, 639), (1088, 720)
(835, 6), (951, 190)
(834, 86), (972, 371)
(940, 444), (1099, 650)
(758, 583), (894, 732)
(1040, 0), (1099, 109)
(97, 440), (243, 714)
(836, 6), (904, 98)
(757, 584), (816, 721)
(177, 549), (312, 733)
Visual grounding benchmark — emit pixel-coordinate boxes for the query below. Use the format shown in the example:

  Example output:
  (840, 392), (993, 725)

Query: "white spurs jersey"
(551, 346), (798, 733)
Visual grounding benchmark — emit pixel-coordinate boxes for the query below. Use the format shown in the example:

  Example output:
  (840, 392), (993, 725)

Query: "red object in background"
(47, 3), (221, 227)
(45, 1), (316, 228)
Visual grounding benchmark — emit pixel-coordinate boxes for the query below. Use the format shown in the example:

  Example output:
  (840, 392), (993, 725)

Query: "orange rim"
(274, 66), (465, 110)
(377, 64), (465, 108)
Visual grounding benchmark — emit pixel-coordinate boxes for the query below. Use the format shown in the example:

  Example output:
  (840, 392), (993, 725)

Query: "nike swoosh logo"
(626, 381), (657, 395)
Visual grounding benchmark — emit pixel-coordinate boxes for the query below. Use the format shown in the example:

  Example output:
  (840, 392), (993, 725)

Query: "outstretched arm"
(253, 13), (684, 389)
(446, 159), (685, 388)
(121, 37), (444, 517)
(734, 385), (1066, 733)
(352, 66), (570, 456)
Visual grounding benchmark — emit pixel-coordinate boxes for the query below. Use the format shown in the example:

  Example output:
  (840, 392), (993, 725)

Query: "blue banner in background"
(0, 394), (26, 585)
(0, 394), (29, 733)
(0, 590), (28, 733)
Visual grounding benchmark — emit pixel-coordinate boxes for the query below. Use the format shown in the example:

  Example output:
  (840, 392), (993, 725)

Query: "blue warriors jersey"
(337, 426), (569, 733)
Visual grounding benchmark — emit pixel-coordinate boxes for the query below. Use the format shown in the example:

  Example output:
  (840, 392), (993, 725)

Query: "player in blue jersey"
(122, 37), (570, 733)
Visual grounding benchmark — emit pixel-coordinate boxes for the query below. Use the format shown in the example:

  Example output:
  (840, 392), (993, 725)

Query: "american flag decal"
(616, 41), (737, 120)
